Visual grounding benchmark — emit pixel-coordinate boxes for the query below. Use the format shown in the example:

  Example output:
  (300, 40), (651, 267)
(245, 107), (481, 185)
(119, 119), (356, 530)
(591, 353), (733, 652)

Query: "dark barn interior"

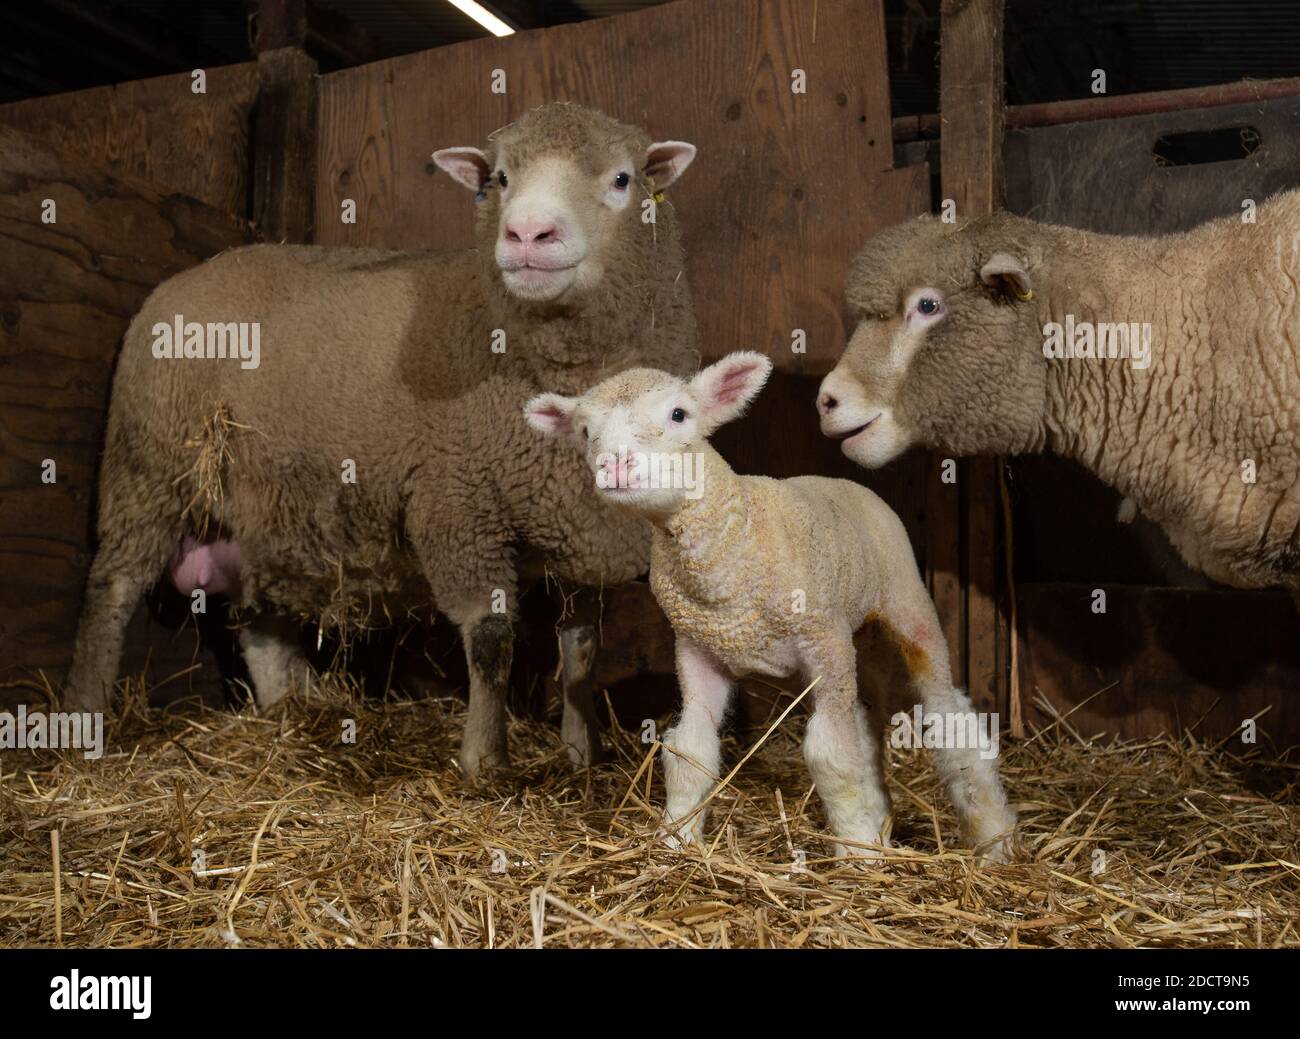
(1, 0), (1300, 952)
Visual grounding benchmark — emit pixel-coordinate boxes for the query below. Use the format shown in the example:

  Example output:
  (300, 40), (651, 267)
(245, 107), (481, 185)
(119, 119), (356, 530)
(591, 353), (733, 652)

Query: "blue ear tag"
(474, 188), (487, 203)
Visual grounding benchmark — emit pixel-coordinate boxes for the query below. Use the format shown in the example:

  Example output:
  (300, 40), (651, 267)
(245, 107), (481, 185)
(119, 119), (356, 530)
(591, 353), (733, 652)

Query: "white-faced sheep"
(526, 352), (1017, 861)
(817, 190), (1300, 594)
(66, 102), (700, 774)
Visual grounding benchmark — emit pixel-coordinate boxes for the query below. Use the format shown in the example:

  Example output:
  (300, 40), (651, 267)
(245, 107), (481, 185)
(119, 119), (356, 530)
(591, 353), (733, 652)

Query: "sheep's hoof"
(460, 745), (510, 778)
(563, 735), (606, 767)
(62, 682), (109, 712)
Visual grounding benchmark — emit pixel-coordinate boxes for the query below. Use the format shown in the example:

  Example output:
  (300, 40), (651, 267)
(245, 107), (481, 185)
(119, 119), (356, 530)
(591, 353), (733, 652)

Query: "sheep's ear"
(690, 351), (773, 433)
(644, 141), (697, 190)
(980, 253), (1033, 300)
(524, 393), (580, 439)
(433, 147), (492, 192)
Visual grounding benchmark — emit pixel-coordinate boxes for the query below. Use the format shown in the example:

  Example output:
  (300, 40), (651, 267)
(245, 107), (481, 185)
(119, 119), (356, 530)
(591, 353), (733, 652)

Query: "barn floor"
(1, 674), (1297, 949)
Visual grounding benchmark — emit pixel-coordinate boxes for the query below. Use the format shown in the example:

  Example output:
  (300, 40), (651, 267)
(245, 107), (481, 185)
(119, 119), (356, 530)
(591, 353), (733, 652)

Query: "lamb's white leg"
(559, 623), (601, 766)
(802, 630), (891, 859)
(240, 613), (311, 708)
(661, 637), (733, 847)
(879, 592), (1017, 863)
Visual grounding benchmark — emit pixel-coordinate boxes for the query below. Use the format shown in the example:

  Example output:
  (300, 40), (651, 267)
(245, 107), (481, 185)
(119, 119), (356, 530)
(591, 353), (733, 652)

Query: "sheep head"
(817, 212), (1049, 467)
(433, 103), (696, 306)
(524, 352), (772, 518)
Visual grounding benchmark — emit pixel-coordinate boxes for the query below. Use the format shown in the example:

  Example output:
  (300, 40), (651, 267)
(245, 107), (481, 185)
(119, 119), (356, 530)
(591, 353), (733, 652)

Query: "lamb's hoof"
(658, 815), (704, 850)
(833, 835), (889, 861)
(973, 831), (1016, 866)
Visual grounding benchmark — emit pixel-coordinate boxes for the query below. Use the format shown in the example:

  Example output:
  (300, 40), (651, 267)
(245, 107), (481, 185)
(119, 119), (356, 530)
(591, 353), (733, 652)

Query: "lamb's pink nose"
(505, 218), (559, 247)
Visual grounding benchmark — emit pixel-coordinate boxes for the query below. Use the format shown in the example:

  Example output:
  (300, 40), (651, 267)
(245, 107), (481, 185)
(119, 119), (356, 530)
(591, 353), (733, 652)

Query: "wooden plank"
(938, 0), (1007, 711)
(314, 0), (925, 375)
(1017, 584), (1300, 746)
(894, 75), (1300, 140)
(1004, 95), (1300, 236)
(253, 47), (319, 243)
(0, 63), (258, 219)
(0, 126), (256, 694)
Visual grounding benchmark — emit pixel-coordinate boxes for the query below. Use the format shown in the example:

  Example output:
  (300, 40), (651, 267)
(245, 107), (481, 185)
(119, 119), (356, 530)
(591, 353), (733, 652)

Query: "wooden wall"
(313, 0), (929, 375)
(0, 63), (258, 219)
(0, 127), (255, 701)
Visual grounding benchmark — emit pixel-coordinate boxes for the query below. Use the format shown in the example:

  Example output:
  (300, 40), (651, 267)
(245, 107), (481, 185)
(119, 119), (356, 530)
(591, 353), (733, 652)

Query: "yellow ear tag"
(1012, 286), (1034, 302)
(653, 191), (666, 204)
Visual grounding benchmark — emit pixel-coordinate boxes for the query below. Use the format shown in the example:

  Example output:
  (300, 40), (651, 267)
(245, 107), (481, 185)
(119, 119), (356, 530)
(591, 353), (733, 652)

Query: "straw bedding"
(2, 672), (1297, 949)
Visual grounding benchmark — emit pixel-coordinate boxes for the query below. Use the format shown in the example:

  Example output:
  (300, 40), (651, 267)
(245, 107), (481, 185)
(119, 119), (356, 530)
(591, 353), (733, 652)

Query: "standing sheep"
(66, 103), (700, 773)
(525, 353), (1017, 861)
(817, 190), (1300, 594)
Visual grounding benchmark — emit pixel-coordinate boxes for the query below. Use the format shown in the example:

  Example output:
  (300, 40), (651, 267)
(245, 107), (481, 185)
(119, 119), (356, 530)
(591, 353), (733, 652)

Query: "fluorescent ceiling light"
(446, 0), (516, 37)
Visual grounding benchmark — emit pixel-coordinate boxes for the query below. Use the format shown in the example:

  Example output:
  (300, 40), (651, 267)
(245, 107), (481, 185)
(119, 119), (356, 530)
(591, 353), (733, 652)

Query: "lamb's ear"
(524, 393), (581, 439)
(432, 147), (492, 192)
(644, 141), (697, 190)
(690, 351), (773, 433)
(980, 253), (1033, 301)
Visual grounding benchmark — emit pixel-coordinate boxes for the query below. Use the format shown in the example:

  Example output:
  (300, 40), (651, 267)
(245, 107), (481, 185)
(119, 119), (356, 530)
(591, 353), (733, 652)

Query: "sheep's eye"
(614, 172), (630, 190)
(497, 170), (508, 189)
(671, 408), (686, 423)
(918, 297), (940, 315)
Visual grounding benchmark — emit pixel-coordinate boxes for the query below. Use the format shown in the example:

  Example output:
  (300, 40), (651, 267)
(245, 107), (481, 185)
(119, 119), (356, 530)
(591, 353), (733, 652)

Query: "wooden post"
(252, 1), (317, 243)
(938, 0), (1007, 714)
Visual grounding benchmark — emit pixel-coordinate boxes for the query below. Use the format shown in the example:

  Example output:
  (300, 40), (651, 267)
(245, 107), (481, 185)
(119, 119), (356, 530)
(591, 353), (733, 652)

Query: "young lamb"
(817, 189), (1300, 595)
(65, 103), (700, 774)
(526, 353), (1017, 861)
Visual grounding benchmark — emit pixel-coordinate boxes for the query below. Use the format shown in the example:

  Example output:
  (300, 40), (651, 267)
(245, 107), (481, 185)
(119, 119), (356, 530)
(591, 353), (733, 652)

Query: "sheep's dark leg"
(458, 612), (513, 775)
(558, 589), (603, 766)
(559, 623), (599, 764)
(409, 479), (517, 775)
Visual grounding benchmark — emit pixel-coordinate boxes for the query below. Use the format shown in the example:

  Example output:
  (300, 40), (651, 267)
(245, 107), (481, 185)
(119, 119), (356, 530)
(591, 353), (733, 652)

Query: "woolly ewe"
(526, 353), (1016, 861)
(819, 190), (1300, 594)
(66, 103), (699, 775)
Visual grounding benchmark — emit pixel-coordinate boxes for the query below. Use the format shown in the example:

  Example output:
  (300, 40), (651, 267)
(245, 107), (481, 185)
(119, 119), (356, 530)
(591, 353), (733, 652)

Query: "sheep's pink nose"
(817, 391), (839, 416)
(505, 218), (559, 245)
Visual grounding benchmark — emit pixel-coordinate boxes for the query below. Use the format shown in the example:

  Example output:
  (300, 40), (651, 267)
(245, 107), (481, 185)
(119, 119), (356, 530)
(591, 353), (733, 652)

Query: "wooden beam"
(252, 47), (317, 242)
(255, 0), (309, 53)
(894, 75), (1300, 141)
(939, 0), (1007, 715)
(305, 2), (380, 65)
